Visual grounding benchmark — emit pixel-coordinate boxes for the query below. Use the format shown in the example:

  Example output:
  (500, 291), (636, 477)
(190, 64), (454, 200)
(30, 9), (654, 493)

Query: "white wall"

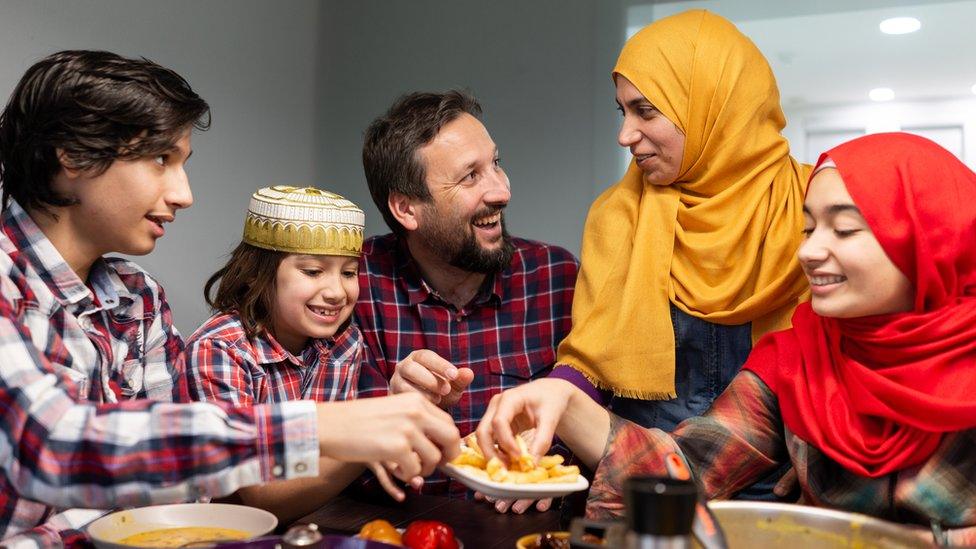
(0, 0), (320, 333)
(314, 0), (626, 257)
(784, 98), (976, 167)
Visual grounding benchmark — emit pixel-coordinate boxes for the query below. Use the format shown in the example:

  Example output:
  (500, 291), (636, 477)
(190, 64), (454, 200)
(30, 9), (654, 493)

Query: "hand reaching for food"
(391, 349), (475, 408)
(475, 378), (610, 471)
(451, 433), (580, 484)
(315, 393), (461, 481)
(474, 378), (578, 462)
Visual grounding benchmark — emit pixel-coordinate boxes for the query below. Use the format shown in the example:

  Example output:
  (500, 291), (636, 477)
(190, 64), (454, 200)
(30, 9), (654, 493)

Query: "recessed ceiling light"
(880, 17), (921, 35)
(869, 88), (895, 102)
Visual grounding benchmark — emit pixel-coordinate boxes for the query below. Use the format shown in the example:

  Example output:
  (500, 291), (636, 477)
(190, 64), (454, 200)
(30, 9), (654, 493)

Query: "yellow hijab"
(556, 10), (811, 399)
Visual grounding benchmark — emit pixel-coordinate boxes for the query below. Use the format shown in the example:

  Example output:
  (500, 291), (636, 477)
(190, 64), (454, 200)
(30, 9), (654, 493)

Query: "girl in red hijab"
(747, 132), (976, 479)
(475, 133), (976, 544)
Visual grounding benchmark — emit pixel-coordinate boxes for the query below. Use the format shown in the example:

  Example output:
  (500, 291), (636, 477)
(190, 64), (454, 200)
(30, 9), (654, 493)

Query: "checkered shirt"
(0, 201), (319, 545)
(356, 234), (578, 495)
(184, 312), (363, 405)
(587, 371), (976, 545)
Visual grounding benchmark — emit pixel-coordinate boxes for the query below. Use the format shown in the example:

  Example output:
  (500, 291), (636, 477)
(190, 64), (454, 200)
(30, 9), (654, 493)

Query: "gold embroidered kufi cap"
(242, 186), (365, 256)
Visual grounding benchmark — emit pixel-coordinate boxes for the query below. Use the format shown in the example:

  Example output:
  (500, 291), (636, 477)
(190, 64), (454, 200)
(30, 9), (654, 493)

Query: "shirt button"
(295, 462), (308, 474)
(272, 465), (284, 477)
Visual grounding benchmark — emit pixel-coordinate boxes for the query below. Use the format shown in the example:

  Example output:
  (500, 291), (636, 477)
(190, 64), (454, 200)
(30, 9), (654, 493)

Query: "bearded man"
(357, 90), (578, 499)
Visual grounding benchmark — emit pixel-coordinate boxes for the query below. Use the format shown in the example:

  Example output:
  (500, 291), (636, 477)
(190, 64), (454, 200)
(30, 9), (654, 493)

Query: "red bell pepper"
(401, 520), (459, 549)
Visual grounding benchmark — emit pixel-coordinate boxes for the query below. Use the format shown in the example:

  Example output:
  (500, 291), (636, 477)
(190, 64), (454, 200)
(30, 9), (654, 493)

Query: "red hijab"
(745, 132), (976, 478)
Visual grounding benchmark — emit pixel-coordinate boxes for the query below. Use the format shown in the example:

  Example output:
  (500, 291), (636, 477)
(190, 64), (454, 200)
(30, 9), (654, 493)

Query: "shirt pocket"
(487, 347), (556, 391)
(19, 301), (92, 399)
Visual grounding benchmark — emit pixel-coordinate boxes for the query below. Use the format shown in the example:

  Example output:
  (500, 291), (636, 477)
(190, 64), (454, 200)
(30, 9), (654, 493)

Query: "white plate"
(442, 462), (589, 499)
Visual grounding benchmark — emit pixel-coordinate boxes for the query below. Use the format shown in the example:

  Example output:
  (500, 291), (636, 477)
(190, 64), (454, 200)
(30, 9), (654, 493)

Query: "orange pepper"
(359, 519), (403, 546)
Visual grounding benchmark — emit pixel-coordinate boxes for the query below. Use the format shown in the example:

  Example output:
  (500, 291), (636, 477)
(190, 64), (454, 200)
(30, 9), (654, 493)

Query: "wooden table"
(295, 492), (563, 549)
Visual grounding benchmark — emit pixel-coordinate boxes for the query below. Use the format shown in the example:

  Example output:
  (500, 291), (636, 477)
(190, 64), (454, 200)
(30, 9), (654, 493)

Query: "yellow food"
(359, 519), (403, 545)
(451, 433), (580, 484)
(118, 526), (250, 547)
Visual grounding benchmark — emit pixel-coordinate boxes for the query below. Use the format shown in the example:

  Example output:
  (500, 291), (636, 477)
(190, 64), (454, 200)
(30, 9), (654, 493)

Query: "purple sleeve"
(548, 364), (610, 406)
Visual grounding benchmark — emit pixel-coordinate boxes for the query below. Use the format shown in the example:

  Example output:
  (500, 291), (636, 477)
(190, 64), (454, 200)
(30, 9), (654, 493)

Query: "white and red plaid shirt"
(183, 312), (363, 405)
(0, 201), (319, 546)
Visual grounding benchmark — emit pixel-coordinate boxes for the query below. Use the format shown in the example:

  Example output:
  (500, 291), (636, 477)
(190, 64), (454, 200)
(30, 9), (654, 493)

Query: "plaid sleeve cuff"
(0, 508), (110, 548)
(586, 414), (680, 521)
(254, 400), (320, 481)
(1, 524), (64, 549)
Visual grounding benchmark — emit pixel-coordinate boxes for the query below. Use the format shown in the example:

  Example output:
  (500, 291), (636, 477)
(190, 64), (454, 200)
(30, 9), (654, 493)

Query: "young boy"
(0, 50), (458, 546)
(185, 186), (369, 522)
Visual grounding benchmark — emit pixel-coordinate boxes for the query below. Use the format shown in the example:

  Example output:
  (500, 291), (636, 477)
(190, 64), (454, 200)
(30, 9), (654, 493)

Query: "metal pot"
(694, 501), (932, 549)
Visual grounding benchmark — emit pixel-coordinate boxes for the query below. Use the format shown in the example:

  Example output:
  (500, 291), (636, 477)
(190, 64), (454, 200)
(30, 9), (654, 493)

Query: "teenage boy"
(0, 50), (458, 546)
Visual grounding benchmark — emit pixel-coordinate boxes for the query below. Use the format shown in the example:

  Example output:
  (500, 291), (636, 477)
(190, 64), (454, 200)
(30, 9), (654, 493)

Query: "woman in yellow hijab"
(550, 9), (810, 432)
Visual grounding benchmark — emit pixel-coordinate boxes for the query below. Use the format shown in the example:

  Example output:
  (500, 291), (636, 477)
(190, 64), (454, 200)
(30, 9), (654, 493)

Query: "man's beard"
(420, 210), (515, 274)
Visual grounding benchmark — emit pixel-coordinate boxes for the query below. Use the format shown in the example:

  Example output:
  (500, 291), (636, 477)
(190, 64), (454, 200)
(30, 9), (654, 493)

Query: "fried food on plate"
(449, 433), (580, 484)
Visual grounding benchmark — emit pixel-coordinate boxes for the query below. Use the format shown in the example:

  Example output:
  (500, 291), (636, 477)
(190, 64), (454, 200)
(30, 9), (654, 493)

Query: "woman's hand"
(476, 378), (612, 470)
(475, 379), (578, 462)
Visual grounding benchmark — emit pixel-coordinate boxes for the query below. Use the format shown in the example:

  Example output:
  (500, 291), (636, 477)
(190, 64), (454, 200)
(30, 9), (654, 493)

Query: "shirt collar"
(394, 237), (433, 306)
(250, 329), (301, 367)
(394, 235), (505, 308)
(87, 262), (124, 310)
(1, 200), (135, 311)
(250, 325), (354, 367)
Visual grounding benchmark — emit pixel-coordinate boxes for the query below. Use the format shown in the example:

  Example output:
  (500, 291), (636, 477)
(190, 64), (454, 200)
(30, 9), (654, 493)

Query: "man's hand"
(390, 349), (475, 408)
(316, 393), (461, 482)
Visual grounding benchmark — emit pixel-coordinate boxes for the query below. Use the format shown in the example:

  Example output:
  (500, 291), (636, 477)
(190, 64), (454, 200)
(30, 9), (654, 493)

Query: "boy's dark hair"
(0, 50), (210, 212)
(205, 242), (286, 338)
(362, 90), (482, 234)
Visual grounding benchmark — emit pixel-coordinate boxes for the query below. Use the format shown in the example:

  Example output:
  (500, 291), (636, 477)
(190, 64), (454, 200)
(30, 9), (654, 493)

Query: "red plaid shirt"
(0, 201), (319, 546)
(356, 234), (578, 495)
(184, 312), (363, 405)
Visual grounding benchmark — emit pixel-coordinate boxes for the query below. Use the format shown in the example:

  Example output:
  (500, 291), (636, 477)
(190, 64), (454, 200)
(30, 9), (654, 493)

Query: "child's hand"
(391, 349), (475, 408)
(368, 462), (424, 501)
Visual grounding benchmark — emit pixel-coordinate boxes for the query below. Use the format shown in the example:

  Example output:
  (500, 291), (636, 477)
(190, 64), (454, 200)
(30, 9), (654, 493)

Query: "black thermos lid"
(624, 476), (698, 536)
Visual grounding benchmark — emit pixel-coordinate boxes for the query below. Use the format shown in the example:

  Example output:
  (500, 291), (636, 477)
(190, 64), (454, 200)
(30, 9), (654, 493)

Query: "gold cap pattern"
(242, 186), (365, 256)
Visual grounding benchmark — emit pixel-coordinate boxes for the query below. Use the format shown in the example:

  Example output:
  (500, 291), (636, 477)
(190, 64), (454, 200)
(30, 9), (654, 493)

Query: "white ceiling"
(627, 0), (976, 107)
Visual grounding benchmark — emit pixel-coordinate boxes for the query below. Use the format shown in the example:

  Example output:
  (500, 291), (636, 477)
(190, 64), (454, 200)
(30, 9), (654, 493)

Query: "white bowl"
(87, 503), (278, 549)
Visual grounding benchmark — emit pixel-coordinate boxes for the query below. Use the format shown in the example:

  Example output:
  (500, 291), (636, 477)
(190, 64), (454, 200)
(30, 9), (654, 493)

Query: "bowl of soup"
(87, 503), (278, 549)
